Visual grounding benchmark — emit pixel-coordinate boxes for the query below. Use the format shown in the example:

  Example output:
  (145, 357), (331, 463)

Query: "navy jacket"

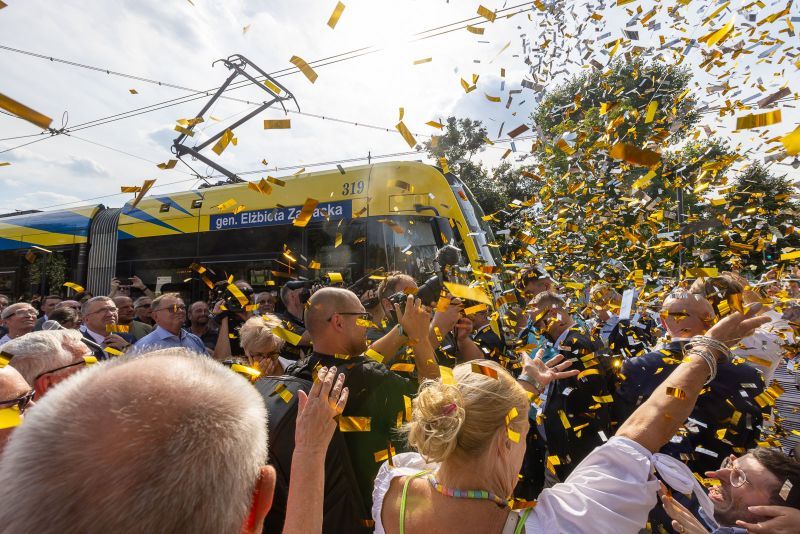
(81, 329), (135, 361)
(616, 340), (767, 475)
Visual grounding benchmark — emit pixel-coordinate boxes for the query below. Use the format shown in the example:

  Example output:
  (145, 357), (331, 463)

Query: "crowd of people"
(0, 263), (799, 534)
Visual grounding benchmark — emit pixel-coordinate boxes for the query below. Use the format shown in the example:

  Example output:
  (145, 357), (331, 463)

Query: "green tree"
(423, 117), (535, 231)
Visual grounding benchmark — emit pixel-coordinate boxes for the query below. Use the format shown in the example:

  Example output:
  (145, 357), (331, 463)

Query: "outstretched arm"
(617, 307), (770, 453)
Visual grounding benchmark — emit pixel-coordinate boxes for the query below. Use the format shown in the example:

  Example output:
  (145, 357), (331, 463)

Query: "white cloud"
(5, 191), (83, 211)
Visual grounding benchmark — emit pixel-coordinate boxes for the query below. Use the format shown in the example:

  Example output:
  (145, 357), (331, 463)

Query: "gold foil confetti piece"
(374, 444), (396, 463)
(781, 126), (800, 156)
(413, 57), (432, 65)
(157, 159), (177, 170)
(212, 129), (235, 156)
(471, 363), (499, 379)
(558, 410), (571, 429)
(0, 407), (21, 430)
(735, 110), (782, 130)
(464, 303), (489, 315)
(666, 387), (687, 399)
(327, 272), (343, 283)
(216, 199), (237, 211)
(404, 396), (412, 421)
(338, 416), (371, 432)
(443, 282), (493, 305)
(395, 121), (417, 148)
(426, 120), (444, 129)
(290, 55), (318, 83)
(230, 363), (261, 382)
(477, 5), (496, 22)
(267, 176), (286, 186)
(227, 283), (250, 306)
(129, 89), (138, 94)
(0, 92), (52, 129)
(439, 156), (449, 174)
(104, 347), (123, 357)
(308, 260), (321, 269)
(466, 25), (485, 34)
(63, 282), (85, 293)
(248, 178), (273, 195)
(293, 198), (320, 227)
(365, 348), (384, 363)
(174, 125), (195, 137)
(439, 366), (456, 385)
(609, 143), (661, 167)
(274, 325), (302, 346)
(699, 17), (735, 47)
(274, 383), (293, 402)
(645, 101), (658, 123)
(264, 119), (291, 129)
(263, 79), (281, 94)
(577, 369), (600, 380)
(327, 1), (345, 29)
(508, 428), (521, 443)
(390, 363), (415, 373)
(507, 124), (530, 138)
(106, 324), (129, 334)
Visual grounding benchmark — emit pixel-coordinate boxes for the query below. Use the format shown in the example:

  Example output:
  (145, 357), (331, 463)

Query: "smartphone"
(118, 277), (133, 286)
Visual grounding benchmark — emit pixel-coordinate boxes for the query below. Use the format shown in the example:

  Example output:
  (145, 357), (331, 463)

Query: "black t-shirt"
(276, 310), (308, 361)
(288, 351), (419, 512)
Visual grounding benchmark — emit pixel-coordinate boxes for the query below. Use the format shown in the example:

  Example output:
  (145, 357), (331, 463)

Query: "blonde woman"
(238, 314), (286, 376)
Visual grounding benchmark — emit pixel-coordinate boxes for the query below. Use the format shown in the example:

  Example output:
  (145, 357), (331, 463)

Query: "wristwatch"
(518, 373), (544, 393)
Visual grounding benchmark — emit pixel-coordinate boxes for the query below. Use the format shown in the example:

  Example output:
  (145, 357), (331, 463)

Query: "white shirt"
(372, 437), (660, 534)
(81, 326), (106, 347)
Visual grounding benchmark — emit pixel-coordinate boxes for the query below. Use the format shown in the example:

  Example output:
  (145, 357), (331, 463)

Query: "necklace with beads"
(427, 474), (512, 509)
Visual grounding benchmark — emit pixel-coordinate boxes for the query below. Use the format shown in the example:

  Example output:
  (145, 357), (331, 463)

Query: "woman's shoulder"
(372, 452), (435, 534)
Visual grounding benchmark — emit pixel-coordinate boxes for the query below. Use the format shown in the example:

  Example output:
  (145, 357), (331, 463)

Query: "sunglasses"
(0, 389), (35, 415)
(327, 311), (372, 322)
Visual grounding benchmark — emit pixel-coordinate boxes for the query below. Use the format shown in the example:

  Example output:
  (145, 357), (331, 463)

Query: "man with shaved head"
(287, 287), (437, 513)
(0, 349), (275, 533)
(616, 289), (767, 474)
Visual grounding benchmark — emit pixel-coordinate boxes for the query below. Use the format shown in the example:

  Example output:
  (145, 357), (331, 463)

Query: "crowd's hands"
(521, 349), (579, 389)
(104, 333), (130, 350)
(705, 303), (771, 351)
(736, 505), (800, 533)
(395, 294), (432, 345)
(658, 484), (710, 534)
(294, 366), (348, 455)
(431, 296), (463, 335)
(130, 275), (147, 291)
(454, 316), (474, 342)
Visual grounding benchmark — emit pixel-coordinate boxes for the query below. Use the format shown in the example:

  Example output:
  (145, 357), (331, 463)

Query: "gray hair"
(133, 296), (152, 308)
(3, 330), (83, 384)
(0, 348), (268, 533)
(0, 302), (35, 320)
(80, 296), (113, 317)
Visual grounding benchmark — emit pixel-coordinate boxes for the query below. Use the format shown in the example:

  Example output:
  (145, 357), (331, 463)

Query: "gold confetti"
(374, 444), (396, 463)
(263, 79), (281, 94)
(0, 92), (52, 129)
(644, 101), (658, 124)
(735, 110), (782, 130)
(507, 124), (530, 138)
(699, 17), (735, 48)
(290, 55), (318, 83)
(471, 363), (499, 379)
(157, 159), (178, 170)
(413, 57), (432, 65)
(0, 407), (21, 430)
(666, 387), (687, 399)
(216, 199), (237, 211)
(426, 120), (444, 129)
(464, 303), (489, 315)
(365, 348), (384, 363)
(338, 416), (371, 432)
(293, 198), (320, 228)
(466, 25), (485, 35)
(327, 272), (343, 283)
(781, 126), (800, 156)
(212, 129), (236, 156)
(477, 5), (496, 22)
(609, 143), (661, 167)
(439, 366), (456, 385)
(129, 89), (138, 94)
(439, 156), (449, 174)
(327, 1), (345, 29)
(106, 324), (129, 334)
(274, 383), (293, 403)
(274, 325), (302, 346)
(264, 119), (291, 129)
(443, 282), (492, 305)
(63, 282), (85, 293)
(390, 363), (415, 373)
(248, 178), (273, 195)
(395, 121), (417, 148)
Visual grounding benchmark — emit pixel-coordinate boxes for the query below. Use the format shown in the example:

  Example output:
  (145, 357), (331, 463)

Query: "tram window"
(198, 225), (303, 260)
(380, 217), (438, 279)
(305, 220), (366, 282)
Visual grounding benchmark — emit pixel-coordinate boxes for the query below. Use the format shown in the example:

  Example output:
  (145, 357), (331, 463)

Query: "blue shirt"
(132, 325), (208, 355)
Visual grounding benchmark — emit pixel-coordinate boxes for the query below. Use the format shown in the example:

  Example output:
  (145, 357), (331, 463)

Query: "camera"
(387, 244), (462, 322)
(284, 279), (316, 304)
(212, 280), (255, 314)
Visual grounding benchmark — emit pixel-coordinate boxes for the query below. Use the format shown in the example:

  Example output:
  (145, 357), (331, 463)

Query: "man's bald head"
(0, 349), (269, 534)
(0, 365), (31, 453)
(305, 287), (368, 356)
(661, 290), (716, 338)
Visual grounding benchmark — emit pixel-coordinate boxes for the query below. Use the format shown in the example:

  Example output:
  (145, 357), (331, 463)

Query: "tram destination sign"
(210, 200), (352, 231)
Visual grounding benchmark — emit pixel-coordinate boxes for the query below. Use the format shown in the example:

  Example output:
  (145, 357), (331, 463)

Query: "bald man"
(0, 349), (275, 533)
(0, 364), (33, 454)
(616, 290), (767, 474)
(286, 287), (437, 514)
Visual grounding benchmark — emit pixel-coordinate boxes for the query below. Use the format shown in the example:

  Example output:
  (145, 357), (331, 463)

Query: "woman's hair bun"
(404, 381), (465, 463)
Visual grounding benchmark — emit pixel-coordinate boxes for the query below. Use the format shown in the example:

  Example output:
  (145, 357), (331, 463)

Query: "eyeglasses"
(327, 311), (372, 322)
(86, 306), (118, 316)
(248, 350), (280, 361)
(33, 358), (92, 383)
(153, 304), (186, 314)
(0, 389), (35, 415)
(720, 456), (750, 488)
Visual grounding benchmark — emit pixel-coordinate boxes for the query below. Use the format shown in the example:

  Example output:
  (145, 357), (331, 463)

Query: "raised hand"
(521, 349), (579, 389)
(294, 366), (348, 455)
(705, 303), (771, 348)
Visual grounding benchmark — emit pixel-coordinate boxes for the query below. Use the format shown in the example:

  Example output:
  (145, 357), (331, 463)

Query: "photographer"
(212, 280), (255, 361)
(274, 280), (313, 361)
(109, 276), (155, 300)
